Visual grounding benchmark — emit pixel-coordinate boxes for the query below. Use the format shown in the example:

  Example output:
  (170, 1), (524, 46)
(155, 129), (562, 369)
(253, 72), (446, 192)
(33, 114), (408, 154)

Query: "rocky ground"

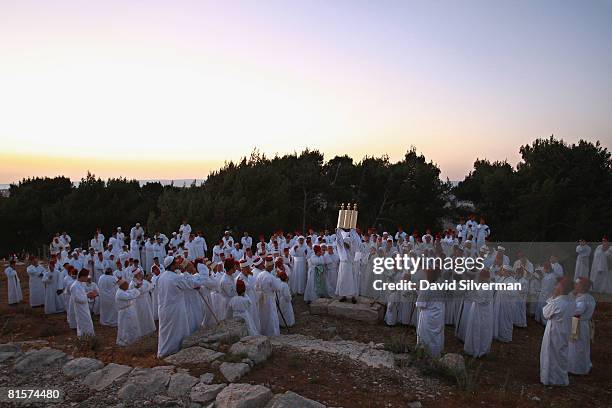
(1, 262), (611, 407)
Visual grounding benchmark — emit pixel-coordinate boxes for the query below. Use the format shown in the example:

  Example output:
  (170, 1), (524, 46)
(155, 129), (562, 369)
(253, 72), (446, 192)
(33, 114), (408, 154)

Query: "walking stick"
(455, 298), (465, 337)
(275, 292), (290, 333)
(196, 290), (220, 325)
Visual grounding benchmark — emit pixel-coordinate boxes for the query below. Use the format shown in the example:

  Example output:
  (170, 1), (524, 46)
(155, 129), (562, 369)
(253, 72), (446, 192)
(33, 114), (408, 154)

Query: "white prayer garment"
(179, 223), (192, 242)
(157, 269), (192, 358)
(335, 228), (362, 298)
(115, 287), (143, 346)
(241, 235), (253, 250)
(196, 264), (218, 328)
(70, 281), (95, 337)
(536, 272), (557, 325)
(235, 272), (261, 332)
(492, 276), (519, 342)
(4, 265), (23, 304)
(590, 243), (612, 293)
(98, 274), (118, 326)
(26, 263), (45, 306)
(416, 288), (445, 358)
(574, 244), (591, 280)
(228, 295), (259, 336)
(255, 270), (282, 336)
(514, 276), (529, 328)
(540, 295), (575, 386)
(278, 280), (295, 327)
(568, 292), (596, 375)
(130, 240), (141, 263)
(129, 279), (156, 337)
(304, 253), (326, 302)
(323, 250), (339, 297)
(463, 289), (494, 358)
(42, 266), (65, 314)
(289, 241), (309, 294)
(84, 281), (100, 315)
(182, 273), (204, 334)
(63, 272), (76, 328)
(216, 273), (237, 321)
(474, 223), (490, 250)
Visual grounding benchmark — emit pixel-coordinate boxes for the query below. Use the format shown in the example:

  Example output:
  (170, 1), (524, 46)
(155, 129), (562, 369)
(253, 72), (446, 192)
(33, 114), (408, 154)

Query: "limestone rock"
(439, 353), (465, 374)
(270, 335), (395, 369)
(190, 383), (227, 404)
(219, 362), (250, 382)
(0, 350), (22, 363)
(62, 357), (104, 378)
(228, 336), (271, 365)
(0, 343), (20, 353)
(326, 298), (383, 323)
(265, 391), (325, 408)
(83, 363), (133, 391)
(199, 373), (215, 384)
(309, 298), (332, 314)
(165, 346), (225, 366)
(215, 383), (272, 408)
(182, 320), (248, 349)
(14, 347), (67, 373)
(118, 366), (173, 400)
(168, 372), (199, 398)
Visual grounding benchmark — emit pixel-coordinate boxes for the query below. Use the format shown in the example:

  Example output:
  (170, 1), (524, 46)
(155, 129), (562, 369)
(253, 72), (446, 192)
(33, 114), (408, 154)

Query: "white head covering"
(163, 256), (175, 268)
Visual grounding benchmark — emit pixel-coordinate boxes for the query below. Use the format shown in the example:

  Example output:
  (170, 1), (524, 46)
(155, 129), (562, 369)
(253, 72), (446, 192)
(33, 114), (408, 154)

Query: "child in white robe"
(228, 279), (259, 336)
(540, 278), (575, 386)
(277, 270), (295, 327)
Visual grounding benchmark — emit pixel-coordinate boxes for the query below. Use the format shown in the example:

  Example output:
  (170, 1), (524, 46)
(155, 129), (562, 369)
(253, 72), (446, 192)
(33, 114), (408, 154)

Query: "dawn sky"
(1, 0), (611, 183)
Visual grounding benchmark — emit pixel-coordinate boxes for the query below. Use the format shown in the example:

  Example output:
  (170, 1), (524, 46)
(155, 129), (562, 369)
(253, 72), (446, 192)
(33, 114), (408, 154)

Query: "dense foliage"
(1, 137), (609, 255)
(454, 137), (612, 241)
(0, 148), (449, 254)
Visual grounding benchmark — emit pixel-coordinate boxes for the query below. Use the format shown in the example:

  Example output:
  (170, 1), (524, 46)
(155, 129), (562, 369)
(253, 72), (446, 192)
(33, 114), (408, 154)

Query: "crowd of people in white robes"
(3, 216), (609, 388)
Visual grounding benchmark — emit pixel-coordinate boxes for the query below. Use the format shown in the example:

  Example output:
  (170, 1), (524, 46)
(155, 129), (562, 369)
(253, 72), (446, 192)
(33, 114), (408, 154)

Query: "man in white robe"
(115, 278), (143, 346)
(289, 237), (309, 295)
(464, 269), (494, 357)
(474, 217), (490, 251)
(540, 278), (575, 386)
(26, 257), (45, 307)
(416, 269), (445, 358)
(241, 232), (253, 251)
(574, 240), (591, 280)
(98, 268), (118, 327)
(70, 269), (96, 338)
(129, 268), (156, 337)
(216, 259), (238, 321)
(590, 237), (612, 293)
(569, 277), (596, 375)
(492, 265), (519, 342)
(4, 260), (23, 305)
(130, 222), (145, 242)
(179, 220), (192, 243)
(43, 261), (65, 314)
(235, 260), (261, 332)
(157, 256), (192, 358)
(304, 245), (326, 303)
(254, 258), (282, 336)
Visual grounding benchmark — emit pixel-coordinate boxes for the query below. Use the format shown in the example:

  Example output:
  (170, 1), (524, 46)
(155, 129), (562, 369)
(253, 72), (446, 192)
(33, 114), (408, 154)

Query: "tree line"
(0, 137), (610, 255)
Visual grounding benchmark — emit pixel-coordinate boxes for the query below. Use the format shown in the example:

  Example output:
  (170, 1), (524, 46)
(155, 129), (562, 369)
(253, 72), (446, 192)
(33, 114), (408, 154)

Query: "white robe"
(304, 254), (326, 302)
(216, 273), (237, 321)
(63, 274), (76, 328)
(129, 280), (156, 337)
(98, 274), (118, 327)
(323, 252), (339, 296)
(568, 293), (596, 375)
(278, 281), (295, 327)
(26, 265), (45, 306)
(183, 274), (204, 334)
(70, 281), (95, 337)
(540, 295), (574, 386)
(590, 244), (612, 293)
(290, 245), (309, 294)
(196, 264), (218, 328)
(255, 271), (282, 336)
(574, 245), (591, 280)
(116, 287), (142, 346)
(235, 272), (261, 333)
(4, 266), (23, 305)
(464, 289), (494, 357)
(157, 270), (192, 358)
(416, 289), (445, 358)
(335, 228), (361, 297)
(228, 295), (259, 336)
(492, 276), (518, 342)
(42, 267), (65, 314)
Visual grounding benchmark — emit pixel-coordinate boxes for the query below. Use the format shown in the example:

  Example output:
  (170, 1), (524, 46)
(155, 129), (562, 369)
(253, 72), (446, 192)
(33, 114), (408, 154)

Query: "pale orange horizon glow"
(1, 1), (611, 184)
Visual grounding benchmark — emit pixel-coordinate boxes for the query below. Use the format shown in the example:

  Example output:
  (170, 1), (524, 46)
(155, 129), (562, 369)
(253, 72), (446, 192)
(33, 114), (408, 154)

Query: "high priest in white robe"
(157, 256), (192, 358)
(335, 227), (363, 303)
(26, 258), (45, 307)
(4, 260), (23, 305)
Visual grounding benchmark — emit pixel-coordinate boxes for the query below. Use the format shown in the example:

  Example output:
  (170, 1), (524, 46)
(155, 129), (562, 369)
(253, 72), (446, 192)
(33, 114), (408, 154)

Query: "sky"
(1, 0), (611, 183)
